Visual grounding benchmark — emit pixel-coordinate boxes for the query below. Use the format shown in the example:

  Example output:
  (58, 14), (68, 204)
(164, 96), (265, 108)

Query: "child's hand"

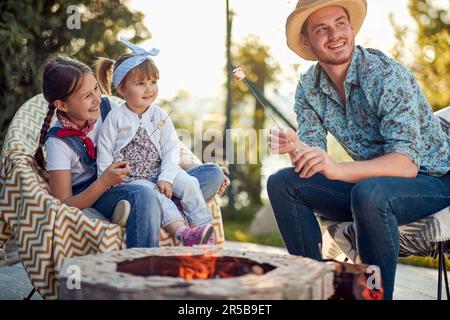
(99, 161), (130, 188)
(218, 167), (231, 194)
(157, 180), (173, 198)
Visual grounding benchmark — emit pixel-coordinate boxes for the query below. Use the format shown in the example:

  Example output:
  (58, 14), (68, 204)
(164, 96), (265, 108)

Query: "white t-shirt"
(45, 117), (104, 186)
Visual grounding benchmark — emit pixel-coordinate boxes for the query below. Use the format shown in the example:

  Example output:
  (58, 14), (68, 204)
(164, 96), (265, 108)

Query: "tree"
(390, 0), (450, 111)
(230, 35), (280, 210)
(0, 0), (151, 149)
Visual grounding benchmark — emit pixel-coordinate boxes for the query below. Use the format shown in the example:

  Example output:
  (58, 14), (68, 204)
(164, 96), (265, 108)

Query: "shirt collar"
(123, 103), (154, 119)
(344, 45), (362, 86)
(316, 45), (362, 95)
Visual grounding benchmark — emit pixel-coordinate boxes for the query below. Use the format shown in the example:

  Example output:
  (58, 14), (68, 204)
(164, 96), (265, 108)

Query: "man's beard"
(310, 37), (355, 65)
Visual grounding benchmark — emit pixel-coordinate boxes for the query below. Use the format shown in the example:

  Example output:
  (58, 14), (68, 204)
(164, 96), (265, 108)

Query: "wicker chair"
(0, 94), (225, 299)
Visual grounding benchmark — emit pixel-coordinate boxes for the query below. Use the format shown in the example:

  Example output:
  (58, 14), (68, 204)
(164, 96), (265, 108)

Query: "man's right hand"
(269, 127), (304, 156)
(99, 161), (130, 188)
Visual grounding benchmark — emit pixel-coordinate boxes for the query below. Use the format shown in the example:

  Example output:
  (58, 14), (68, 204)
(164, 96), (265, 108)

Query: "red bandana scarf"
(56, 111), (97, 159)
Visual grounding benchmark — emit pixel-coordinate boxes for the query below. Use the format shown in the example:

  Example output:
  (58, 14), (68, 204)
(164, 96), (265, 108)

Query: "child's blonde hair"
(96, 54), (159, 95)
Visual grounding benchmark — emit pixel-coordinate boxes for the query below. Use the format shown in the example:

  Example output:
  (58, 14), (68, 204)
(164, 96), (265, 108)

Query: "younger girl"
(96, 38), (224, 246)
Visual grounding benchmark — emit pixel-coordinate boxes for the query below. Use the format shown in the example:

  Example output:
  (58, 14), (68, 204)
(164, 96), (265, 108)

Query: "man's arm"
(333, 152), (418, 183)
(290, 66), (423, 183)
(288, 140), (418, 183)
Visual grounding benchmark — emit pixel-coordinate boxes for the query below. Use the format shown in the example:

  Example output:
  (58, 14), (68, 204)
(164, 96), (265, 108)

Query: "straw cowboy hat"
(286, 0), (367, 60)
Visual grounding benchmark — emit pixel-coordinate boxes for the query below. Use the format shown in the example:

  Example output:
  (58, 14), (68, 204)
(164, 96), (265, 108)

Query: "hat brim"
(286, 0), (367, 60)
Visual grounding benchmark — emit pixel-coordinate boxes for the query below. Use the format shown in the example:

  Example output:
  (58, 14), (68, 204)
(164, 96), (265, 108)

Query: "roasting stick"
(232, 67), (283, 128)
(232, 67), (307, 155)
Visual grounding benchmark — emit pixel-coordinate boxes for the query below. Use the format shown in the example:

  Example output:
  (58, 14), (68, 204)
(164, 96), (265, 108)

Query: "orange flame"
(178, 255), (218, 280)
(117, 254), (272, 281)
(176, 255), (268, 280)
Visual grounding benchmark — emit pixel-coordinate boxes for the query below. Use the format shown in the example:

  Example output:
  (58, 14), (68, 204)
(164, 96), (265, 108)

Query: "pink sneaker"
(180, 224), (214, 246)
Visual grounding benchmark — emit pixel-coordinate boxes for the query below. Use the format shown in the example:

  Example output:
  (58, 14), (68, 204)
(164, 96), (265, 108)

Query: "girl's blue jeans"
(73, 163), (224, 249)
(267, 167), (450, 300)
(132, 167), (214, 228)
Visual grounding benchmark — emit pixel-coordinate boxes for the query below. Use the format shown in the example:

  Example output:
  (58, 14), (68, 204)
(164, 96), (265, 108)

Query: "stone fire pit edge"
(59, 247), (336, 300)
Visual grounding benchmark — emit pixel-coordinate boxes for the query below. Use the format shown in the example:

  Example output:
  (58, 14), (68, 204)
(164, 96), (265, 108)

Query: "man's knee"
(267, 167), (299, 197)
(351, 178), (390, 217)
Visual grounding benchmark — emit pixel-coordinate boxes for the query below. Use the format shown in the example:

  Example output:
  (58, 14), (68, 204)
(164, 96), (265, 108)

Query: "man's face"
(301, 6), (355, 65)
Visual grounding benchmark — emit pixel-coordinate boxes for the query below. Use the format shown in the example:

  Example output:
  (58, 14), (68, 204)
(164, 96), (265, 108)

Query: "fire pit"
(59, 247), (336, 299)
(116, 254), (276, 280)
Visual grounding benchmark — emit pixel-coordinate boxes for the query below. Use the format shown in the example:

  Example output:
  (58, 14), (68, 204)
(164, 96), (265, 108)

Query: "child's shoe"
(206, 231), (216, 246)
(111, 200), (131, 228)
(180, 223), (214, 246)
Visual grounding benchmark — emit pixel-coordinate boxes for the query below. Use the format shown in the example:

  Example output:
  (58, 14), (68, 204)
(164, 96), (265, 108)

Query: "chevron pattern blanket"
(0, 94), (224, 299)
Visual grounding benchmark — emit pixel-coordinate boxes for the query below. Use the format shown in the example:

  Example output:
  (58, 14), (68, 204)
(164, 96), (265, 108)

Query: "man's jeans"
(267, 168), (450, 300)
(73, 163), (224, 249)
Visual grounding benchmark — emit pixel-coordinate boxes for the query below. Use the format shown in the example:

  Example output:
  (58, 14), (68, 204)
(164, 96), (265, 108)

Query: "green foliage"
(223, 214), (285, 248)
(230, 35), (281, 210)
(0, 0), (151, 149)
(231, 35), (280, 104)
(398, 255), (450, 270)
(391, 0), (450, 111)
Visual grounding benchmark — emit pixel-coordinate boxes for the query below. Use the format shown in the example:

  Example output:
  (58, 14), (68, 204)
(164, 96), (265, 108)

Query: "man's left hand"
(291, 146), (338, 180)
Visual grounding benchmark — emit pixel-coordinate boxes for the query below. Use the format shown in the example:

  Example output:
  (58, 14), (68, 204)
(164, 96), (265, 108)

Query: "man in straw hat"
(267, 0), (450, 300)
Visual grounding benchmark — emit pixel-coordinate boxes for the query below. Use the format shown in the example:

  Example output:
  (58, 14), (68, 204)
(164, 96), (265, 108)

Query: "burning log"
(324, 260), (384, 300)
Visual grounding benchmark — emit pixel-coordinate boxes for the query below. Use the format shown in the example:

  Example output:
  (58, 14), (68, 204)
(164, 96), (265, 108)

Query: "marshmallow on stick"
(232, 67), (282, 128)
(148, 111), (174, 137)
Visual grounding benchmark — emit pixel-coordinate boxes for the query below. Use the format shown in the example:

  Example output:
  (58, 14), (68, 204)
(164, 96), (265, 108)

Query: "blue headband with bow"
(112, 37), (159, 88)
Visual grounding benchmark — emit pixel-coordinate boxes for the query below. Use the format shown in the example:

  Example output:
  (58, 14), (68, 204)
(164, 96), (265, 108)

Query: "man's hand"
(269, 127), (311, 166)
(268, 127), (299, 154)
(291, 146), (338, 180)
(157, 180), (173, 198)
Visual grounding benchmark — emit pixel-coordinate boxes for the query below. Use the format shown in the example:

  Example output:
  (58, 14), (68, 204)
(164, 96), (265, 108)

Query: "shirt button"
(357, 143), (361, 147)
(348, 120), (353, 126)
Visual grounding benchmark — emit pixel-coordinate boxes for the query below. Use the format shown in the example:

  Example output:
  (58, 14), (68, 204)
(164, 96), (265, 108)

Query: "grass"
(399, 256), (450, 270)
(223, 220), (285, 247)
(222, 208), (285, 248)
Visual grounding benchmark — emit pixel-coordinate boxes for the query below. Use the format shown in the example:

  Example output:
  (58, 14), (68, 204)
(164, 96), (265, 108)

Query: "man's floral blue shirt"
(295, 45), (450, 176)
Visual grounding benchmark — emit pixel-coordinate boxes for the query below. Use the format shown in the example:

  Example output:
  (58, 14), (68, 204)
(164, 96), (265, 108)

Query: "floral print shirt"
(295, 45), (450, 176)
(120, 126), (161, 183)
